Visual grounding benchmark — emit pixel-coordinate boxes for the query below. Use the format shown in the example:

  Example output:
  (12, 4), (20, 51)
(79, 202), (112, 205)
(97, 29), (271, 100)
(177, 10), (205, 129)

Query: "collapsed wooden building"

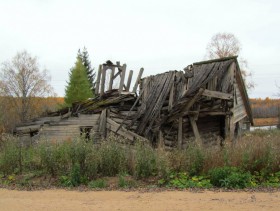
(16, 56), (253, 149)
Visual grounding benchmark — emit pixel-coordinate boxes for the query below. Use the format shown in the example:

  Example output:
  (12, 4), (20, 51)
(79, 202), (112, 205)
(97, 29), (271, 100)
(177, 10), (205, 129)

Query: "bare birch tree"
(0, 51), (53, 125)
(206, 32), (254, 90)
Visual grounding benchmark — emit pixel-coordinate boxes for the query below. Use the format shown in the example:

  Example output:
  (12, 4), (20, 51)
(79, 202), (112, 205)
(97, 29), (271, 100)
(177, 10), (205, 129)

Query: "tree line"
(251, 98), (280, 119)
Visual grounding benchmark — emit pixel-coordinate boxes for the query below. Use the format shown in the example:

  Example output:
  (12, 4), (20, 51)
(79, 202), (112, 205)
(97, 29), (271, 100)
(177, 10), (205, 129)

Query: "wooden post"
(158, 130), (164, 148)
(229, 116), (235, 143)
(119, 64), (127, 93)
(100, 66), (106, 96)
(108, 67), (115, 91)
(132, 67), (144, 93)
(95, 65), (102, 95)
(126, 70), (133, 91)
(178, 117), (183, 149)
(99, 109), (107, 139)
(190, 117), (202, 145)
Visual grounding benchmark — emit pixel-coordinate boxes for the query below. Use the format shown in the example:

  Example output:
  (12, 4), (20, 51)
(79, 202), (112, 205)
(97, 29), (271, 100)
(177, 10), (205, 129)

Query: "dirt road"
(0, 189), (279, 210)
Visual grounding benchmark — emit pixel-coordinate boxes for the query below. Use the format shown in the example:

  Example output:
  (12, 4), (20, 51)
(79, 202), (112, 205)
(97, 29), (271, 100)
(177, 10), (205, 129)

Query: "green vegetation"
(64, 57), (93, 106)
(0, 130), (280, 189)
(77, 47), (95, 94)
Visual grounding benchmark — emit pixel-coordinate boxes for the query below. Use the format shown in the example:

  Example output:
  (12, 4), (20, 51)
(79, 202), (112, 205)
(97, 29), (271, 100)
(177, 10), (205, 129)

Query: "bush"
(168, 144), (205, 176)
(39, 141), (71, 176)
(134, 143), (157, 179)
(98, 139), (127, 176)
(0, 140), (21, 175)
(209, 166), (252, 189)
(70, 163), (81, 187)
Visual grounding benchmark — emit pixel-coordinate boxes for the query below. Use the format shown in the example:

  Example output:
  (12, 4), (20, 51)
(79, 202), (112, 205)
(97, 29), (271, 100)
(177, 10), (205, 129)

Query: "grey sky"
(1, 0), (280, 98)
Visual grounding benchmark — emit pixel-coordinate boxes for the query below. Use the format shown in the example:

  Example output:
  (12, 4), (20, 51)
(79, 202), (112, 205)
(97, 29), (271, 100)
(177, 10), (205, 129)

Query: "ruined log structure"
(16, 56), (253, 149)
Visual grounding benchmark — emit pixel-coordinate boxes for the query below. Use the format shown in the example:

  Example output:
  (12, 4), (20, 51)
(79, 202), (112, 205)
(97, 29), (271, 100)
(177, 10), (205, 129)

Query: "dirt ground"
(0, 189), (279, 211)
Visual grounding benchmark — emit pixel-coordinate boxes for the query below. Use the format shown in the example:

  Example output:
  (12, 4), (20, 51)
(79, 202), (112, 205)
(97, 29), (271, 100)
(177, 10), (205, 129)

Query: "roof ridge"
(193, 56), (238, 65)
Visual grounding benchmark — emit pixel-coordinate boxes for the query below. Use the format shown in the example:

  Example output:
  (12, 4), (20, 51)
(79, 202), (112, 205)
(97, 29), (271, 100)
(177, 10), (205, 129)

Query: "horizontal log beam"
(202, 89), (233, 100)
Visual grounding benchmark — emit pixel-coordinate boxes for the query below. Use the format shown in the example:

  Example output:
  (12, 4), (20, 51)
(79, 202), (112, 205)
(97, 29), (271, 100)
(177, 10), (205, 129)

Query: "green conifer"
(64, 57), (93, 106)
(77, 47), (95, 93)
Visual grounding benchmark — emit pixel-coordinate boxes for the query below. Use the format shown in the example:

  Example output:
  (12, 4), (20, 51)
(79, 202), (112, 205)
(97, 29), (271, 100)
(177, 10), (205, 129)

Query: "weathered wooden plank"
(100, 66), (106, 96)
(107, 118), (148, 142)
(168, 82), (174, 111)
(189, 116), (202, 145)
(167, 88), (204, 123)
(126, 70), (133, 91)
(132, 67), (144, 93)
(99, 109), (107, 138)
(119, 64), (127, 93)
(108, 67), (115, 91)
(202, 89), (233, 100)
(95, 65), (102, 95)
(139, 72), (174, 135)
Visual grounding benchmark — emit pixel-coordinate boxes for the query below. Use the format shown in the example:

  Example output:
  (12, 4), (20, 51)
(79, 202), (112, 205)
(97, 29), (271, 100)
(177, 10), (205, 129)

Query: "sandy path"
(0, 189), (279, 211)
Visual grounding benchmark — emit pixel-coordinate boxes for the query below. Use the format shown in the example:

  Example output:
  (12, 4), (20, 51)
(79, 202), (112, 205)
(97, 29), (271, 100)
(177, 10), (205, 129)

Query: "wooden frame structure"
(16, 57), (253, 149)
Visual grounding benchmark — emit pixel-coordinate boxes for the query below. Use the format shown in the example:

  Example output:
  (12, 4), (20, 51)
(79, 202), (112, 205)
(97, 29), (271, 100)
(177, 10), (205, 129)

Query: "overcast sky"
(1, 0), (280, 98)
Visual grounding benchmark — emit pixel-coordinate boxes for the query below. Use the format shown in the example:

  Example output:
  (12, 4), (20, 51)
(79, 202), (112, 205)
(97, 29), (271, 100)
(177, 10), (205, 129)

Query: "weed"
(88, 179), (107, 189)
(209, 166), (251, 189)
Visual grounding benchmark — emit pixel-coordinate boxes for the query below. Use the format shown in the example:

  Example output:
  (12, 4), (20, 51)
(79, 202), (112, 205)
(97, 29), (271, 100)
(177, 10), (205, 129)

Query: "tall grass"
(0, 130), (279, 185)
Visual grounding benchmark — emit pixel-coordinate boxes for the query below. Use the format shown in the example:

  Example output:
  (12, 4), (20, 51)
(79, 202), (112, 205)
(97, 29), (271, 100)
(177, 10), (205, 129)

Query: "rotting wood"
(132, 67), (144, 93)
(189, 116), (202, 145)
(107, 118), (148, 142)
(167, 88), (205, 123)
(168, 82), (174, 111)
(16, 57), (253, 149)
(126, 70), (133, 91)
(99, 109), (107, 138)
(119, 64), (127, 93)
(202, 89), (233, 100)
(108, 67), (115, 91)
(95, 65), (102, 95)
(100, 66), (106, 96)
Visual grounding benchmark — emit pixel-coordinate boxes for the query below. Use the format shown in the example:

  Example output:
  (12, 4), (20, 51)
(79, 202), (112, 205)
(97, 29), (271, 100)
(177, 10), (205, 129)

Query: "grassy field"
(0, 130), (280, 190)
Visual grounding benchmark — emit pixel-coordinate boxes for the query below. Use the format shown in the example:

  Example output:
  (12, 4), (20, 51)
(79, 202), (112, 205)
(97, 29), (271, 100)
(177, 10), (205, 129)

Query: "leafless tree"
(0, 51), (54, 125)
(206, 32), (255, 90)
(206, 33), (241, 59)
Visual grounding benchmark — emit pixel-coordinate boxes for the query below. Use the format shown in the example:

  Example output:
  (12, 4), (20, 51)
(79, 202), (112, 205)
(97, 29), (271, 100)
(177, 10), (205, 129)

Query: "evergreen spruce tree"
(77, 47), (95, 94)
(64, 57), (93, 106)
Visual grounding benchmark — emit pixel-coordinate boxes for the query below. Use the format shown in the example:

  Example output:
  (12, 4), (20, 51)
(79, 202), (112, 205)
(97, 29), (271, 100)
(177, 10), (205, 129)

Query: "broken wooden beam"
(126, 70), (133, 91)
(189, 116), (202, 145)
(95, 65), (102, 95)
(100, 66), (107, 96)
(119, 64), (127, 93)
(108, 67), (115, 91)
(202, 89), (233, 100)
(132, 67), (144, 93)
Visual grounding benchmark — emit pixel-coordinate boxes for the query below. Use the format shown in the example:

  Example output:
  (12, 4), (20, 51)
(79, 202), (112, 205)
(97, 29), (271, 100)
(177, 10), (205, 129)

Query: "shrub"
(168, 144), (205, 176)
(0, 140), (21, 175)
(134, 143), (157, 179)
(98, 139), (127, 176)
(39, 141), (71, 176)
(209, 166), (251, 189)
(70, 163), (81, 187)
